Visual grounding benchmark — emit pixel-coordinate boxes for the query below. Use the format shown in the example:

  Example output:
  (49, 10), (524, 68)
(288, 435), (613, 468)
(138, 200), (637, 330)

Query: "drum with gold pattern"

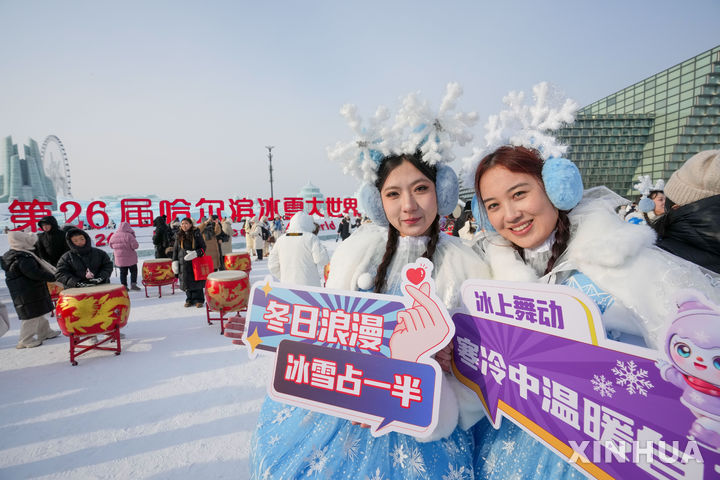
(142, 258), (174, 285)
(56, 284), (131, 336)
(47, 281), (64, 300)
(204, 270), (250, 313)
(224, 251), (252, 273)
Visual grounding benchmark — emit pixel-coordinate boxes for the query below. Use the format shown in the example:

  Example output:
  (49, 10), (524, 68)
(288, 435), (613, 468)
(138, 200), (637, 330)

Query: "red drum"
(142, 259), (174, 285)
(205, 271), (250, 313)
(55, 284), (131, 365)
(47, 281), (64, 300)
(224, 251), (252, 273)
(56, 284), (131, 336)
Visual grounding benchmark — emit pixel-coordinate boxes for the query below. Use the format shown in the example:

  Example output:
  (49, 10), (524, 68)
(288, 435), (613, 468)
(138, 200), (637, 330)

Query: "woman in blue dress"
(251, 148), (490, 479)
(469, 144), (720, 479)
(249, 78), (494, 480)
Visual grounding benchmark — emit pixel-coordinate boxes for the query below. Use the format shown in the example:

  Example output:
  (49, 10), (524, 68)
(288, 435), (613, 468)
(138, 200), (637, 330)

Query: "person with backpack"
(249, 220), (266, 260)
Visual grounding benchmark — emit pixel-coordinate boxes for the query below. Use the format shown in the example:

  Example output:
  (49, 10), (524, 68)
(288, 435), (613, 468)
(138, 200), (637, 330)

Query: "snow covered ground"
(0, 240), (339, 479)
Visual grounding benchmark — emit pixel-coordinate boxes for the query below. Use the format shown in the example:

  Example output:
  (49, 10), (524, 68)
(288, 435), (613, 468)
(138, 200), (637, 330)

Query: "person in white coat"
(267, 211), (329, 287)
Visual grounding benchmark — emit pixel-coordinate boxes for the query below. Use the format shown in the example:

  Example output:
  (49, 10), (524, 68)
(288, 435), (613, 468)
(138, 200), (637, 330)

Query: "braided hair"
(474, 145), (573, 276)
(373, 153), (441, 293)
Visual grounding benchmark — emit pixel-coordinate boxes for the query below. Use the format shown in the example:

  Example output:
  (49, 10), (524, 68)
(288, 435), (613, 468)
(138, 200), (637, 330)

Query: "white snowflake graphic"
(441, 438), (460, 456)
(501, 440), (515, 455)
(612, 360), (654, 396)
(391, 444), (408, 467)
(591, 374), (616, 398)
(344, 435), (361, 460)
(272, 406), (293, 424)
(365, 468), (385, 480)
(442, 463), (469, 480)
(268, 435), (280, 446)
(406, 447), (427, 477)
(305, 446), (329, 475)
(301, 411), (315, 425)
(483, 452), (498, 474)
(260, 468), (272, 480)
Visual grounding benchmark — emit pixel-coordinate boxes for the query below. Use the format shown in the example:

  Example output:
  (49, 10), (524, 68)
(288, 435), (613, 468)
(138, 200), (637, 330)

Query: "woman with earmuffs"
(250, 84), (491, 479)
(468, 144), (720, 479)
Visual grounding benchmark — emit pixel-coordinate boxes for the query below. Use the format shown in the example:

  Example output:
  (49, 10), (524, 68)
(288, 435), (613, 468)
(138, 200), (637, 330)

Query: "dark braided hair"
(474, 145), (573, 276)
(373, 152), (440, 293)
(544, 210), (570, 275)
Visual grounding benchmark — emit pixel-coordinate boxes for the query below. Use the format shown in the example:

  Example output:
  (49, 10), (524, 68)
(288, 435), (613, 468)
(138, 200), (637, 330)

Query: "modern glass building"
(555, 45), (720, 196)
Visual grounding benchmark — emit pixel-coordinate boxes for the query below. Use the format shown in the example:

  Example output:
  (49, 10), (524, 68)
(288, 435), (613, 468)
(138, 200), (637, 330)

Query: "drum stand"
(223, 311), (247, 345)
(67, 326), (122, 366)
(142, 279), (178, 298)
(205, 305), (246, 336)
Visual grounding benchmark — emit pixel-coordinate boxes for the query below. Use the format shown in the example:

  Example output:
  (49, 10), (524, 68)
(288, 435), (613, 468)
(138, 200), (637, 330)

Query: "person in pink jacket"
(109, 222), (141, 291)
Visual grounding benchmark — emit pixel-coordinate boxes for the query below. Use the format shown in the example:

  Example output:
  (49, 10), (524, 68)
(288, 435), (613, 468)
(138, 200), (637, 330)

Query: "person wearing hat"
(35, 215), (70, 266)
(1, 231), (61, 348)
(56, 228), (114, 288)
(652, 149), (720, 273)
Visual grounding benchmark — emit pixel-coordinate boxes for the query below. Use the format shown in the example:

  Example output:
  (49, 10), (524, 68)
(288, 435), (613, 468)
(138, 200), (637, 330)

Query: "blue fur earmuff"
(473, 157), (583, 233)
(541, 157), (584, 211)
(358, 164), (459, 227)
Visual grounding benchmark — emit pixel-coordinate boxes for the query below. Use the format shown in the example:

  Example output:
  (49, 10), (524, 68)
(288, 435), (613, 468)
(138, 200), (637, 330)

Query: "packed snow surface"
(0, 239), (339, 479)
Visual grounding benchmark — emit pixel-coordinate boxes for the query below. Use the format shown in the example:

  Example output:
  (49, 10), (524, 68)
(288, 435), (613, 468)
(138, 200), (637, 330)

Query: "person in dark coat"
(56, 228), (114, 288)
(652, 150), (720, 273)
(36, 215), (71, 266)
(337, 215), (351, 240)
(152, 215), (174, 259)
(1, 231), (61, 348)
(171, 217), (207, 307)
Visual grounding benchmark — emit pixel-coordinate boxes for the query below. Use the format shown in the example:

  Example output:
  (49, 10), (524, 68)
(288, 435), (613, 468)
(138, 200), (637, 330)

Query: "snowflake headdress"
(633, 175), (666, 212)
(462, 82), (583, 232)
(328, 83), (477, 226)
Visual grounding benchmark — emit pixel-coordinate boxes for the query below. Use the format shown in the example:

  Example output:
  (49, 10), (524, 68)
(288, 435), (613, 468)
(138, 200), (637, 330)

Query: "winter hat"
(8, 231), (38, 250)
(664, 150), (720, 206)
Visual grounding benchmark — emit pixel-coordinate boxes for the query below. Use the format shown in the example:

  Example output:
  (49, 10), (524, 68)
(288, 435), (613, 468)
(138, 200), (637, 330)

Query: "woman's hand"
(350, 421), (371, 429)
(434, 342), (454, 373)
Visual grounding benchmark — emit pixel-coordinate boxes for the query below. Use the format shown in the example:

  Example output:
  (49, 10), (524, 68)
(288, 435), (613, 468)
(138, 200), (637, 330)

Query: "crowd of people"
(1, 85), (719, 479)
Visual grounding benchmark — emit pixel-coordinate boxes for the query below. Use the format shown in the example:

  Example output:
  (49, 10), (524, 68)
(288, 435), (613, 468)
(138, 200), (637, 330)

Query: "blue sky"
(1, 0), (717, 201)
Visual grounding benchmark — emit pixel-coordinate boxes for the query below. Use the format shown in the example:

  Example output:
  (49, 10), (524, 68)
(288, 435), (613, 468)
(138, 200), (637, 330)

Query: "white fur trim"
(417, 374), (459, 442)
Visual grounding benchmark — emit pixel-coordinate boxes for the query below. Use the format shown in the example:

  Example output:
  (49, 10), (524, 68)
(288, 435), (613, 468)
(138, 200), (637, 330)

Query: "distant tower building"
(1, 136), (58, 208)
(554, 45), (720, 196)
(298, 181), (325, 215)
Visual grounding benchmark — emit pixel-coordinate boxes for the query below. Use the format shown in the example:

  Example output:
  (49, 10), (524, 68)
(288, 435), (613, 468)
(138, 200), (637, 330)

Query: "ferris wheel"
(40, 135), (72, 198)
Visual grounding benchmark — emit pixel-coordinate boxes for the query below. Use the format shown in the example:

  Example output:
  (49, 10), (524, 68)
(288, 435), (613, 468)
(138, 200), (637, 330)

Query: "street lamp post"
(266, 145), (274, 200)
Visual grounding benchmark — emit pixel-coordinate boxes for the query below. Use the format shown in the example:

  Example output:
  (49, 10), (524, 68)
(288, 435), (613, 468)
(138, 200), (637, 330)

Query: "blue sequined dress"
(250, 228), (490, 479)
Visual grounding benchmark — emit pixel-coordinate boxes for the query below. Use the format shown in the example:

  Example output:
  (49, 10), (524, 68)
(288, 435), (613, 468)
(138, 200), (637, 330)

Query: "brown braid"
(422, 215), (441, 261)
(544, 210), (571, 275)
(374, 225), (400, 293)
